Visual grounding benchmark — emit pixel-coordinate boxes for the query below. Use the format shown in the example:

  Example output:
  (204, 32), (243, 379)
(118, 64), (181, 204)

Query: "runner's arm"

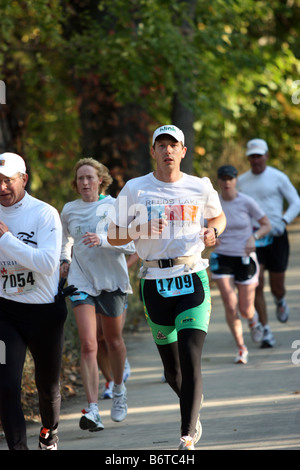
(205, 211), (226, 247)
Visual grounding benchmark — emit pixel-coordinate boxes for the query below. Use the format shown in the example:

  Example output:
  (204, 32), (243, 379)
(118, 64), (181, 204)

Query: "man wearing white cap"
(238, 139), (300, 347)
(107, 125), (226, 449)
(0, 152), (69, 450)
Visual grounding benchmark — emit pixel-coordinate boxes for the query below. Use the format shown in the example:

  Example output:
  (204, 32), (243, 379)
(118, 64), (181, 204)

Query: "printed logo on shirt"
(147, 204), (199, 223)
(17, 231), (37, 246)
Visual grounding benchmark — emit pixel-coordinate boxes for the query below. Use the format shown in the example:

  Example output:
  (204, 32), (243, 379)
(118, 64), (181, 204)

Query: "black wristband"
(213, 227), (219, 238)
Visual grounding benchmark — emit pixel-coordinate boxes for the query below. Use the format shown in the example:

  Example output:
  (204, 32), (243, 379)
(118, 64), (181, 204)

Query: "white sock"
(113, 383), (125, 395)
(88, 402), (98, 411)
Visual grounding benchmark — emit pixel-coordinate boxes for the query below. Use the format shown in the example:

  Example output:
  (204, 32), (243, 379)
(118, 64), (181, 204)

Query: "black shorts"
(140, 271), (211, 345)
(256, 230), (289, 272)
(210, 252), (259, 284)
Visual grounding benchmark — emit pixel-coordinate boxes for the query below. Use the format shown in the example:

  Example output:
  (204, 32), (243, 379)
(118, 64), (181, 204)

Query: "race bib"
(255, 234), (274, 247)
(156, 274), (194, 298)
(1, 264), (36, 295)
(209, 252), (219, 271)
(70, 291), (89, 302)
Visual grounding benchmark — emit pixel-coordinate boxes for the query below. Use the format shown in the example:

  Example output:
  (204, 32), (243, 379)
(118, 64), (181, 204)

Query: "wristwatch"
(213, 227), (219, 239)
(254, 232), (259, 240)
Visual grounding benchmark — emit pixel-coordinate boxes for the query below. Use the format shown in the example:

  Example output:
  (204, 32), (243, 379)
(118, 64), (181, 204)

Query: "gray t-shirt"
(215, 192), (265, 257)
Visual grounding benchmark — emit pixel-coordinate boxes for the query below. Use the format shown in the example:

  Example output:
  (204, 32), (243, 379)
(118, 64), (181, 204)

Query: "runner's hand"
(130, 217), (168, 239)
(203, 227), (217, 247)
(83, 232), (101, 247)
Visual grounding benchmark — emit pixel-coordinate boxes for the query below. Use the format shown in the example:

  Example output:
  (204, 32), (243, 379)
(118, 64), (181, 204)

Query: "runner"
(60, 158), (135, 431)
(107, 125), (226, 450)
(0, 152), (68, 450)
(238, 139), (300, 347)
(210, 165), (271, 364)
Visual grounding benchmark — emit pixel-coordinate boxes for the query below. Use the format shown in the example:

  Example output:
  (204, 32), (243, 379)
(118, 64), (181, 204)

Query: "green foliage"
(1, 0), (300, 415)
(1, 0), (300, 205)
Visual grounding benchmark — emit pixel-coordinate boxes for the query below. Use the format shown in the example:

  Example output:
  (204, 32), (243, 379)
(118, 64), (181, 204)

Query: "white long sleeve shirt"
(60, 196), (134, 296)
(0, 192), (62, 303)
(238, 166), (300, 230)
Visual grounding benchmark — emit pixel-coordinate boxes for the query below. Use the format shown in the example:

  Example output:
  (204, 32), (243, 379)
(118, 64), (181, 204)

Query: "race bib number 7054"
(1, 264), (36, 295)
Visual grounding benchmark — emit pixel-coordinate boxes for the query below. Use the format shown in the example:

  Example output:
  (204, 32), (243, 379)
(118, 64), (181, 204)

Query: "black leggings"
(0, 297), (67, 450)
(157, 328), (206, 438)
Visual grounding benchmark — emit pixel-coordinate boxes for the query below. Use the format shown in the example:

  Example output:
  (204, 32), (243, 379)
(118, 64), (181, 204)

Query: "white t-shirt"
(112, 172), (222, 279)
(238, 166), (300, 229)
(215, 192), (265, 257)
(60, 196), (135, 296)
(0, 192), (62, 304)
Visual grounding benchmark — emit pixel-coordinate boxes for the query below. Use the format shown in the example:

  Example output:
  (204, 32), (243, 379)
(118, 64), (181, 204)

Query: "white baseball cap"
(246, 138), (268, 156)
(0, 152), (26, 177)
(152, 125), (185, 145)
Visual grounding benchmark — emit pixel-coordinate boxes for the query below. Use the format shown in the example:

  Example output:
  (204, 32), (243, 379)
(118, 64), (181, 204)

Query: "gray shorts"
(70, 289), (127, 318)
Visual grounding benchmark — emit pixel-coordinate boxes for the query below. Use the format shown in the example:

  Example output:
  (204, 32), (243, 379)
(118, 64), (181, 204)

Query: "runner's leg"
(29, 302), (67, 432)
(178, 328), (206, 438)
(0, 317), (28, 450)
(156, 341), (181, 396)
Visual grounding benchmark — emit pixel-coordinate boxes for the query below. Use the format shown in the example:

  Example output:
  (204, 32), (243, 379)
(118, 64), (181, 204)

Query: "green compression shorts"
(140, 270), (211, 345)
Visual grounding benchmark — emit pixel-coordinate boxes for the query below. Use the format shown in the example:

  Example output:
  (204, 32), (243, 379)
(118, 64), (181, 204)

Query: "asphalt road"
(1, 222), (299, 453)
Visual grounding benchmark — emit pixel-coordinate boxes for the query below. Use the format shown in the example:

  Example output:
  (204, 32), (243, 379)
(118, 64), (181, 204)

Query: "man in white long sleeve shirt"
(238, 139), (300, 347)
(0, 152), (67, 450)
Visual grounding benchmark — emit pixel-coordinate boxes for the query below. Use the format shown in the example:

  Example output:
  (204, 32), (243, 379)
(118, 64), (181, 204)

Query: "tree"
(1, 0), (300, 207)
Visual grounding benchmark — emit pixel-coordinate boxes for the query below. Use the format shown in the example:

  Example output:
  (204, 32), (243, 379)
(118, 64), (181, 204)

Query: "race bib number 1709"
(156, 274), (194, 298)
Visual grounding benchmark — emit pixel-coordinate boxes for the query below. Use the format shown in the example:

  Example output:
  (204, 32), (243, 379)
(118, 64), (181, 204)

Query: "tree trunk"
(74, 75), (151, 195)
(171, 94), (194, 174)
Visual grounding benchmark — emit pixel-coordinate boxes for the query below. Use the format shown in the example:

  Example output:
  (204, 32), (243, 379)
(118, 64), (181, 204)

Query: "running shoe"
(79, 407), (104, 432)
(234, 347), (248, 364)
(261, 326), (275, 348)
(101, 380), (114, 399)
(178, 436), (194, 450)
(275, 299), (289, 323)
(123, 358), (131, 382)
(38, 427), (58, 450)
(248, 312), (263, 343)
(111, 385), (127, 422)
(193, 394), (204, 446)
(194, 417), (202, 446)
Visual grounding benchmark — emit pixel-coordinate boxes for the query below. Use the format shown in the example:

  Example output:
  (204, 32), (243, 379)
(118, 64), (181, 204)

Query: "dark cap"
(217, 165), (238, 178)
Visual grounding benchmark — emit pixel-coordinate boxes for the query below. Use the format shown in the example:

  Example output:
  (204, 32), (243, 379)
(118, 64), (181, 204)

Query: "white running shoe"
(123, 358), (131, 382)
(101, 380), (114, 399)
(248, 312), (263, 343)
(193, 394), (204, 446)
(234, 347), (248, 364)
(275, 299), (289, 323)
(178, 436), (194, 450)
(111, 385), (128, 422)
(194, 417), (202, 446)
(79, 407), (104, 432)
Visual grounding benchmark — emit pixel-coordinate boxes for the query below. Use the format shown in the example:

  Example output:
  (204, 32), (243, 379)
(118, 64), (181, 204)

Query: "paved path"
(1, 223), (299, 452)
